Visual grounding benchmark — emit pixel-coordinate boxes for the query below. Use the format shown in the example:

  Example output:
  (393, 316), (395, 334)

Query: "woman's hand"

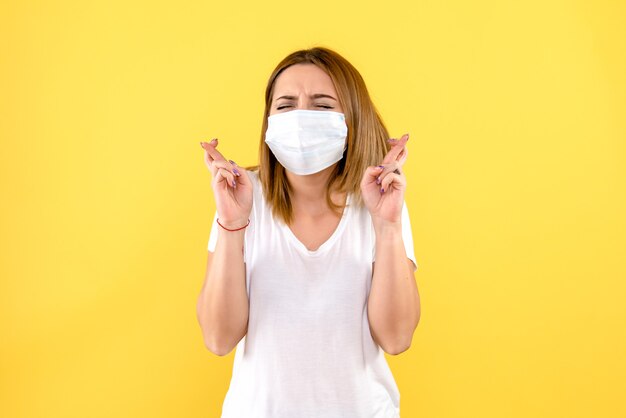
(200, 138), (253, 229)
(360, 133), (409, 226)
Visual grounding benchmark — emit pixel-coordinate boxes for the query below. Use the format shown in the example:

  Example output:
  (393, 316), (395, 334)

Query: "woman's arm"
(360, 133), (420, 355)
(368, 220), (420, 355)
(197, 229), (249, 356)
(197, 139), (253, 356)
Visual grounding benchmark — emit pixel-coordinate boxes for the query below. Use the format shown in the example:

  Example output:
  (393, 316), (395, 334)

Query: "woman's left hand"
(360, 133), (409, 225)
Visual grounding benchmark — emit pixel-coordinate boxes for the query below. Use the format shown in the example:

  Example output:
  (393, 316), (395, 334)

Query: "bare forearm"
(368, 222), (420, 355)
(197, 230), (248, 355)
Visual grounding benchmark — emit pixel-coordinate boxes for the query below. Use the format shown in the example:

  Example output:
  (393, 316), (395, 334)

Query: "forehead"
(273, 63), (337, 96)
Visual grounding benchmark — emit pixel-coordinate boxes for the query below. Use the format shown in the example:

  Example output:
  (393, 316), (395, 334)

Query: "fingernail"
(377, 165), (384, 169)
(376, 178), (381, 185)
(231, 180), (237, 188)
(229, 159), (237, 166)
(380, 188), (385, 194)
(233, 168), (240, 176)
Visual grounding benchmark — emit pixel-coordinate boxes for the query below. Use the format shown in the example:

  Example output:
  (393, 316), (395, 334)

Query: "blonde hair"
(250, 47), (391, 225)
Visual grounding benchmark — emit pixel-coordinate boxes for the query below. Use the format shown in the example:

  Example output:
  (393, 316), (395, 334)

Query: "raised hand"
(200, 138), (253, 229)
(360, 133), (410, 225)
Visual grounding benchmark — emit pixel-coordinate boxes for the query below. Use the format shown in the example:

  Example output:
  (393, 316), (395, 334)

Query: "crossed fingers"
(376, 133), (409, 185)
(200, 138), (241, 189)
(382, 133), (409, 166)
(361, 133), (410, 194)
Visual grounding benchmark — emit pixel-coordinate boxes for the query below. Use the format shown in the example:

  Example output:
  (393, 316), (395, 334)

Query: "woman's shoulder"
(244, 166), (261, 187)
(347, 197), (371, 222)
(243, 166), (265, 202)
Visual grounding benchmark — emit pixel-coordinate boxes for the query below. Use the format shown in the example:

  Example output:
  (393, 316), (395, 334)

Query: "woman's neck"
(286, 165), (346, 216)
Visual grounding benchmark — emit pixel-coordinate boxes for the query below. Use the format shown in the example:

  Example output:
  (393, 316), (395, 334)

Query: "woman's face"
(270, 63), (343, 115)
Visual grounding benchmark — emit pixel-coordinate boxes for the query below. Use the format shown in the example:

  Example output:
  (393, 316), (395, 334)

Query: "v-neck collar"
(279, 194), (352, 257)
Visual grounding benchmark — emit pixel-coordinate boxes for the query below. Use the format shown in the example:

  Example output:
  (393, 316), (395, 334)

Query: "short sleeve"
(372, 201), (418, 271)
(207, 211), (219, 252)
(401, 203), (418, 271)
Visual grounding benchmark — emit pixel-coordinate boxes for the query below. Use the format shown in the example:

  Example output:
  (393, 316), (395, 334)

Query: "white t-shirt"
(207, 170), (417, 418)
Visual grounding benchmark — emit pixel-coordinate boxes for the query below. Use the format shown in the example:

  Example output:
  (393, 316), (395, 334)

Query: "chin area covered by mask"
(264, 109), (348, 175)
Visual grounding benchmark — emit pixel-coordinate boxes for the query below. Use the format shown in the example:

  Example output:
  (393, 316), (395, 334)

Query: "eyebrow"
(274, 93), (337, 102)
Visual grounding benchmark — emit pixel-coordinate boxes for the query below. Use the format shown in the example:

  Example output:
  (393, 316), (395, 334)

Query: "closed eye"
(276, 104), (333, 110)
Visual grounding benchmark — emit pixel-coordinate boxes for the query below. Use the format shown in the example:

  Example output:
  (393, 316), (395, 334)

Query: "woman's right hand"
(200, 138), (252, 229)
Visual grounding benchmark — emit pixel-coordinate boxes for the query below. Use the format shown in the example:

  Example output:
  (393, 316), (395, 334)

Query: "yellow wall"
(1, 1), (625, 417)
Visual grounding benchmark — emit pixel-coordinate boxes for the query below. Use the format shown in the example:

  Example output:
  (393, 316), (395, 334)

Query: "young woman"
(197, 47), (420, 418)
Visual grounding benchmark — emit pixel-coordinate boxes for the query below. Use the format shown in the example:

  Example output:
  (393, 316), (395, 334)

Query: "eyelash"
(276, 104), (333, 110)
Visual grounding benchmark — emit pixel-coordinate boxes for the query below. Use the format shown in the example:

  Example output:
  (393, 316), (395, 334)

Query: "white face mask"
(264, 109), (348, 175)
